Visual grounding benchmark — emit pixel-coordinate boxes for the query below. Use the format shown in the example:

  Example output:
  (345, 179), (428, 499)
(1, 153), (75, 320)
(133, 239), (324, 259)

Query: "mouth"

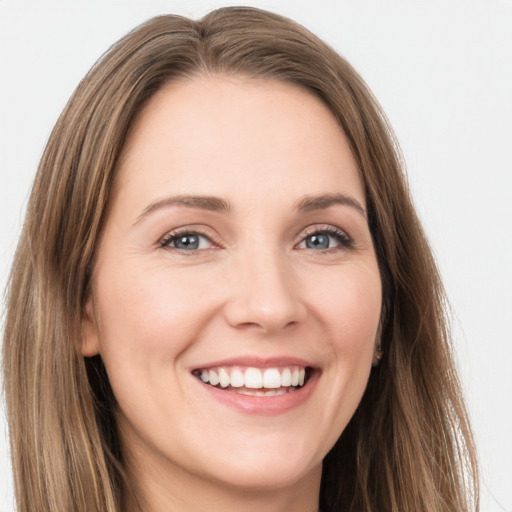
(192, 365), (311, 397)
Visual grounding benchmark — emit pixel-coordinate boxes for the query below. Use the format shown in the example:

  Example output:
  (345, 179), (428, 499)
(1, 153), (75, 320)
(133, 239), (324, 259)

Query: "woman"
(2, 6), (478, 512)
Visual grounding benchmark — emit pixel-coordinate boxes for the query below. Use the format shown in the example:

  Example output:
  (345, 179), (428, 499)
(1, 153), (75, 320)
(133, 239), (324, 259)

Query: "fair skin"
(82, 76), (382, 512)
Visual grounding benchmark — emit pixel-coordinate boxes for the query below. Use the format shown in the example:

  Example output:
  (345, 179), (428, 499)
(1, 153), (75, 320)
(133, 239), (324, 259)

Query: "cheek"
(311, 264), (382, 351)
(94, 261), (221, 363)
(90, 262), (220, 431)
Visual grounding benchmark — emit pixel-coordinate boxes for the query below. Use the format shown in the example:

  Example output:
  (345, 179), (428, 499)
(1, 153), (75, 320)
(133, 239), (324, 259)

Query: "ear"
(371, 318), (384, 367)
(81, 296), (101, 357)
(372, 342), (383, 367)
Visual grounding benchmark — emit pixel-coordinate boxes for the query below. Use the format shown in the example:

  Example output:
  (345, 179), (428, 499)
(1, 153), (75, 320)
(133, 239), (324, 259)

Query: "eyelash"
(159, 225), (353, 252)
(159, 228), (220, 251)
(299, 225), (353, 251)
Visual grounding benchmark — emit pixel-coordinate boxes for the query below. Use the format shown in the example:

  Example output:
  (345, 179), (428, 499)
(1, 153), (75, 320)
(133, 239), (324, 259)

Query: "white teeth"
(209, 369), (220, 386)
(245, 368), (263, 389)
(263, 368), (281, 388)
(281, 368), (292, 387)
(237, 389), (285, 397)
(230, 368), (244, 388)
(196, 365), (309, 391)
(219, 368), (230, 388)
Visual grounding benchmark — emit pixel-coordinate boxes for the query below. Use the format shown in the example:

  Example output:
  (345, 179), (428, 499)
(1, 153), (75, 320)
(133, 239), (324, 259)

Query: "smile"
(192, 366), (309, 396)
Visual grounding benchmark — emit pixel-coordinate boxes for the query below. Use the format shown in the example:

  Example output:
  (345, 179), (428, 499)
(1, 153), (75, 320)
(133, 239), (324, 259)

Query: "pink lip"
(191, 367), (319, 416)
(190, 355), (315, 372)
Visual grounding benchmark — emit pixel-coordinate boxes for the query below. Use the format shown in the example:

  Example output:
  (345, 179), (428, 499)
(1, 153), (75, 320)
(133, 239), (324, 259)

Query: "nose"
(223, 247), (307, 334)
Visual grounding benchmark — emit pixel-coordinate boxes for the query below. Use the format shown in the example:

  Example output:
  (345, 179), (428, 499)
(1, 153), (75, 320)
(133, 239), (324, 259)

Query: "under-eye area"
(192, 366), (312, 396)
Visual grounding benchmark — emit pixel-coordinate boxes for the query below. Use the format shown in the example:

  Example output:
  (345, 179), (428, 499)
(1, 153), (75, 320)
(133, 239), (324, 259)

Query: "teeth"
(244, 368), (263, 389)
(195, 365), (309, 391)
(209, 369), (219, 386)
(237, 389), (266, 397)
(236, 388), (290, 397)
(230, 368), (244, 388)
(219, 368), (230, 388)
(263, 368), (281, 388)
(299, 368), (305, 386)
(281, 368), (292, 387)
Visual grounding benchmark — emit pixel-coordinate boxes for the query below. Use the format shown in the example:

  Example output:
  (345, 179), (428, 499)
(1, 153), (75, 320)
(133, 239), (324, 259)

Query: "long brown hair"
(3, 7), (478, 511)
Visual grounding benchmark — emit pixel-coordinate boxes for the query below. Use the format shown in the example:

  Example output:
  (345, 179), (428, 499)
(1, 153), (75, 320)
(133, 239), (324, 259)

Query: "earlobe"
(372, 306), (386, 368)
(372, 343), (383, 367)
(372, 318), (384, 367)
(81, 297), (101, 357)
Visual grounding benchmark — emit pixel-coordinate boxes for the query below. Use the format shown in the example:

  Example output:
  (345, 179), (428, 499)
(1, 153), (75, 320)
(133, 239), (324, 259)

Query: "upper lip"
(191, 355), (316, 372)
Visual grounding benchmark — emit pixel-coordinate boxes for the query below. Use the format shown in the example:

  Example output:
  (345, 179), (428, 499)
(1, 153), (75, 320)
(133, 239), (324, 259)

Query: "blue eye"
(173, 234), (200, 250)
(298, 228), (351, 251)
(305, 233), (331, 249)
(161, 232), (212, 251)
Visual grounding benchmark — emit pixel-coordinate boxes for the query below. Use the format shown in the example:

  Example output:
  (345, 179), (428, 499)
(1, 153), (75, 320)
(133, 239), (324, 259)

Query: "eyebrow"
(297, 193), (367, 218)
(134, 192), (366, 225)
(134, 195), (232, 225)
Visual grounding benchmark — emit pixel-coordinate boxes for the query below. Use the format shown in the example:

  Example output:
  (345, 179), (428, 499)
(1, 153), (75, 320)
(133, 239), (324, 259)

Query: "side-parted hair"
(3, 7), (478, 512)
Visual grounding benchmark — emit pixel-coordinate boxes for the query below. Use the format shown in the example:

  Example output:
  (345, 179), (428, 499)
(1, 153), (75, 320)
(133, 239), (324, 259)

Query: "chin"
(204, 456), (321, 492)
(187, 430), (325, 492)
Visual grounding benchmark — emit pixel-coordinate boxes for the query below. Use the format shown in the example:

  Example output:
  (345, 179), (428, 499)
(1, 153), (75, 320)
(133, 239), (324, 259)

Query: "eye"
(160, 231), (213, 251)
(297, 227), (352, 251)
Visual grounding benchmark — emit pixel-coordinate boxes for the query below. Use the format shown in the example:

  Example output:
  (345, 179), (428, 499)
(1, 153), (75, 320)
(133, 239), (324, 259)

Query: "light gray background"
(1, 1), (511, 511)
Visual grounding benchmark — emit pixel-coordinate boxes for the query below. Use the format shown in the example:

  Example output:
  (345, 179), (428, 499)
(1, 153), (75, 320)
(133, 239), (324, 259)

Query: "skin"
(82, 76), (383, 512)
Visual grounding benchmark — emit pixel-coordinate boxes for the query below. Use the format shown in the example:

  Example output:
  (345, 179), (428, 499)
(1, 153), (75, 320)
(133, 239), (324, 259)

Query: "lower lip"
(194, 371), (318, 415)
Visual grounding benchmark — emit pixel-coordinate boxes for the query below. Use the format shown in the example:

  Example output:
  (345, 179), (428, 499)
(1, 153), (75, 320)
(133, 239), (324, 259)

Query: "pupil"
(306, 234), (329, 249)
(175, 234), (199, 250)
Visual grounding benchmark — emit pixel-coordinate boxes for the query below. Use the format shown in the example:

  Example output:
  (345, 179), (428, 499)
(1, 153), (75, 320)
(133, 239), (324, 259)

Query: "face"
(82, 77), (382, 501)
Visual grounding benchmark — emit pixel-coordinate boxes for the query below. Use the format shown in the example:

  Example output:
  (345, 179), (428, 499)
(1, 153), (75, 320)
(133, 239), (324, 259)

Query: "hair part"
(3, 6), (478, 511)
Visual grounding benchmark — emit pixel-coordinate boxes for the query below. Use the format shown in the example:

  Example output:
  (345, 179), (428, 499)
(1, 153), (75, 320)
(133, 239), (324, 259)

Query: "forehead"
(115, 76), (365, 211)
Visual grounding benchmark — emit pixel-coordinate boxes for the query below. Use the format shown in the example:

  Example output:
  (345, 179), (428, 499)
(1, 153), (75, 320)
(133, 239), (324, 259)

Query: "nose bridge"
(224, 241), (305, 332)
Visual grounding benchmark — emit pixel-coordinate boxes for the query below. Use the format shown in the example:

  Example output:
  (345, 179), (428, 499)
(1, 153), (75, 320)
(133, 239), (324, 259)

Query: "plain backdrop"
(1, 1), (511, 511)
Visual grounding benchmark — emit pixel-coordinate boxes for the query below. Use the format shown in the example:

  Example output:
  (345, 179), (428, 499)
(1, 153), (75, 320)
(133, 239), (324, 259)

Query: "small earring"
(372, 344), (383, 367)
